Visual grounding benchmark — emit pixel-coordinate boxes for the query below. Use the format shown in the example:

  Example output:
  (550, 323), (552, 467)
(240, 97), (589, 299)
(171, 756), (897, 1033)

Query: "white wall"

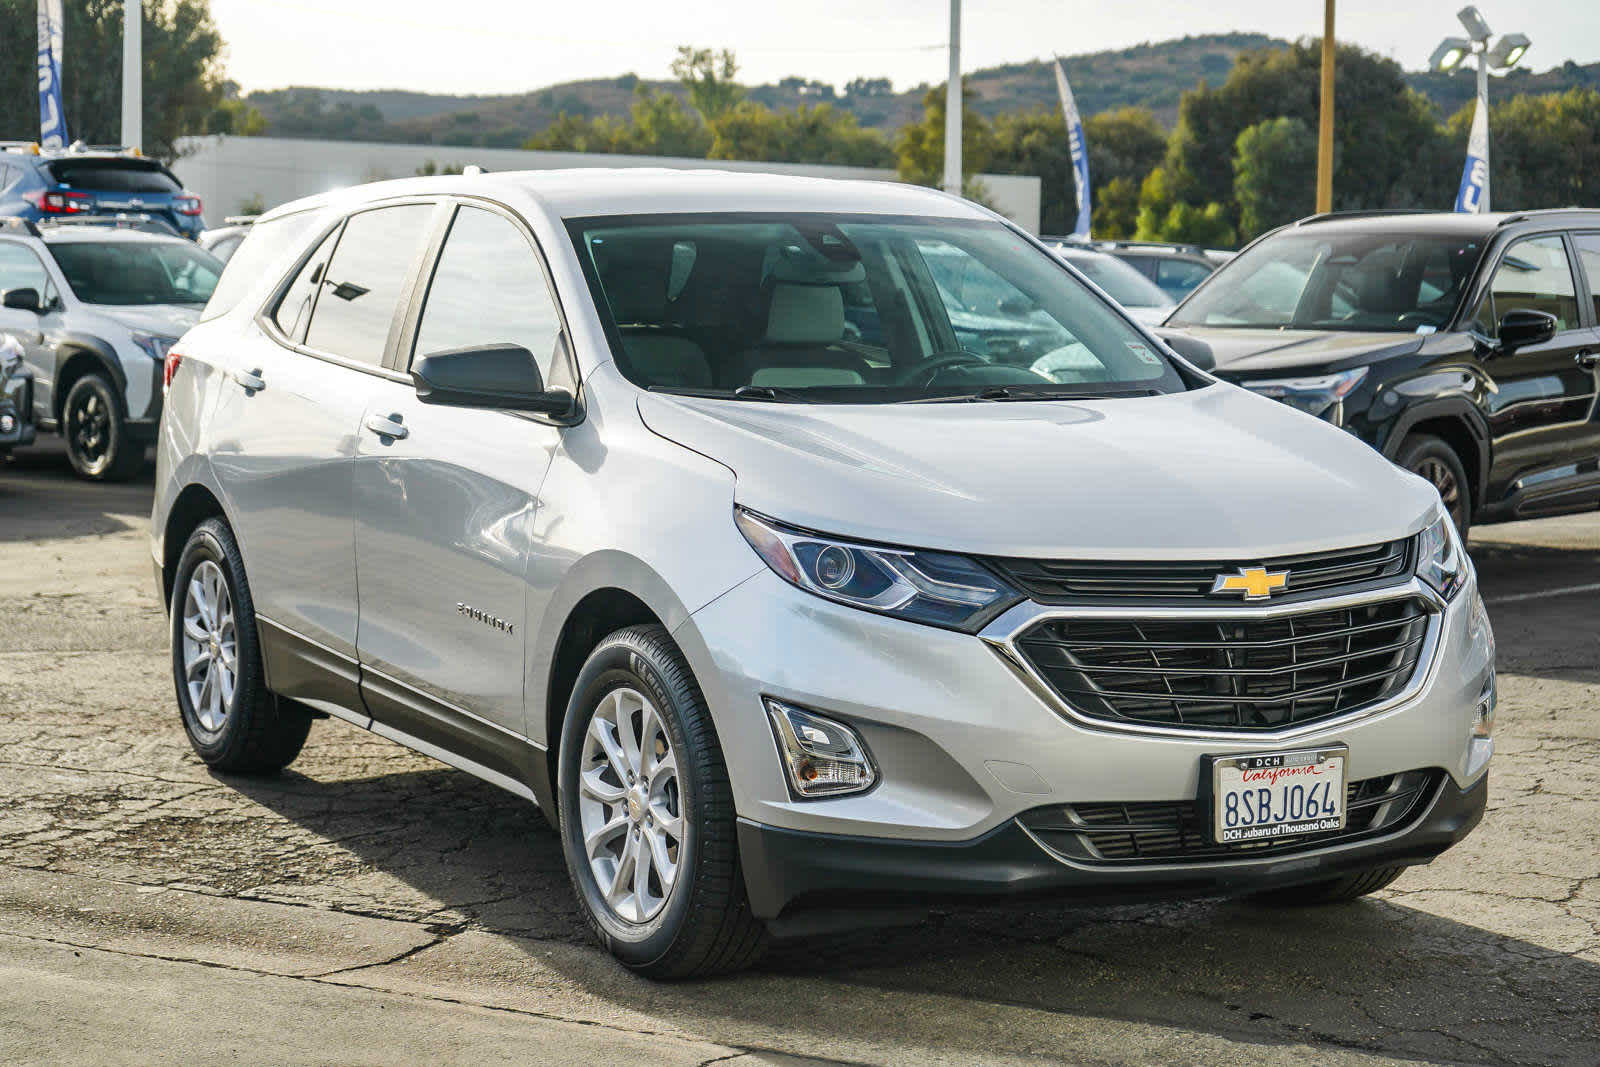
(173, 135), (1042, 233)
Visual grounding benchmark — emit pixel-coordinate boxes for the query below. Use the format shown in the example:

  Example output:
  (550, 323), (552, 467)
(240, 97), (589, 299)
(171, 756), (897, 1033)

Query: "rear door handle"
(231, 367), (265, 391)
(1577, 350), (1599, 370)
(364, 413), (409, 440)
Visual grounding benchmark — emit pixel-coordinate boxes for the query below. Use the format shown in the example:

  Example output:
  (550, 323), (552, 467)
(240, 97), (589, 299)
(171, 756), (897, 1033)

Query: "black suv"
(1159, 210), (1600, 534)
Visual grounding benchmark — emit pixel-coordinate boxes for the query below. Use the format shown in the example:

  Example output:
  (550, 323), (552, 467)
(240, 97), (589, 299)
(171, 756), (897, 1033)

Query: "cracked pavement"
(1, 443), (1597, 1066)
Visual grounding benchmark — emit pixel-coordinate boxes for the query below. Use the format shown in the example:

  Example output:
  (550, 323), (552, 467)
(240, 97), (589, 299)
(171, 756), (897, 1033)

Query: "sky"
(209, 0), (1599, 95)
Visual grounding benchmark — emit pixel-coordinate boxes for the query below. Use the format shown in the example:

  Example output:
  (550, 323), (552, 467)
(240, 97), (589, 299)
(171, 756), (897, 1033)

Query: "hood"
(636, 383), (1437, 560)
(1155, 327), (1424, 377)
(89, 303), (203, 339)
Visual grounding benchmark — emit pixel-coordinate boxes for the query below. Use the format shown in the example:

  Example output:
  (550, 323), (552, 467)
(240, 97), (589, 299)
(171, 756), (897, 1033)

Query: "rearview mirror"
(1496, 309), (1558, 354)
(2, 288), (42, 313)
(411, 343), (574, 416)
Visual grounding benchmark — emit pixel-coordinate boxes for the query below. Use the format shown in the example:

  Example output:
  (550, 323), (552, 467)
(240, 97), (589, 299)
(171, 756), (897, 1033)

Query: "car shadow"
(0, 441), (154, 543)
(1468, 540), (1600, 683)
(228, 763), (1599, 1065)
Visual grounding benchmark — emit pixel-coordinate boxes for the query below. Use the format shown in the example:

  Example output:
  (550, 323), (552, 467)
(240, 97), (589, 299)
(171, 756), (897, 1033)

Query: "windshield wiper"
(900, 386), (1159, 403)
(646, 384), (814, 403)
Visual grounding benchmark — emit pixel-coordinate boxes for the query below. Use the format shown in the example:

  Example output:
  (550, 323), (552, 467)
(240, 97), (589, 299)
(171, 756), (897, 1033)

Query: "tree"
(1233, 116), (1316, 240)
(671, 47), (741, 120)
(710, 103), (890, 166)
(894, 85), (995, 197)
(1092, 176), (1140, 238)
(1135, 166), (1234, 246)
(0, 0), (230, 161)
(525, 87), (712, 158)
(1444, 88), (1600, 209)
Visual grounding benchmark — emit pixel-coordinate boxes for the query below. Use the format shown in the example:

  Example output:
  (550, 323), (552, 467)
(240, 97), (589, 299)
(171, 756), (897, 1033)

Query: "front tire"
(171, 518), (311, 774)
(557, 624), (767, 978)
(62, 374), (144, 481)
(1396, 433), (1471, 538)
(1251, 865), (1406, 906)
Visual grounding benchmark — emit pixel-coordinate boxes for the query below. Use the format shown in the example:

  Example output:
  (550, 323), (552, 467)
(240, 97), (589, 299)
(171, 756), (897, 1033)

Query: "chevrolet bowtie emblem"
(1210, 566), (1289, 600)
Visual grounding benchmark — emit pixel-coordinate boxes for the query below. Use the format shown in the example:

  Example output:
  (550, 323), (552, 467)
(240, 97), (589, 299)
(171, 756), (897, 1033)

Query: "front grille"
(1013, 597), (1431, 731)
(990, 539), (1410, 604)
(1019, 770), (1440, 865)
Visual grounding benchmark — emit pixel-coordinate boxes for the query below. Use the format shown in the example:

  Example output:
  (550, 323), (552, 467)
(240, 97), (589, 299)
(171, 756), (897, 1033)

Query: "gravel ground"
(1, 442), (1597, 1066)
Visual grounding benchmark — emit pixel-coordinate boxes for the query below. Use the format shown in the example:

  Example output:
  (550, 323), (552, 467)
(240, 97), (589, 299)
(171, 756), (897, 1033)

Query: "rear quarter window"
(47, 160), (181, 194)
(200, 212), (320, 322)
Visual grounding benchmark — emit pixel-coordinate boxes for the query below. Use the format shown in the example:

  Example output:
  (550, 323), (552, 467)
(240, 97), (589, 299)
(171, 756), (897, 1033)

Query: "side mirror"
(411, 343), (574, 416)
(1495, 309), (1558, 354)
(1154, 329), (1215, 372)
(2, 288), (42, 313)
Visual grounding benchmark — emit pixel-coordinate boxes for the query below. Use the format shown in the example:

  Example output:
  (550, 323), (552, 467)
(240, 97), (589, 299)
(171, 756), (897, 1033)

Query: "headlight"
(1416, 507), (1467, 600)
(1242, 367), (1368, 420)
(131, 332), (179, 363)
(734, 507), (1022, 631)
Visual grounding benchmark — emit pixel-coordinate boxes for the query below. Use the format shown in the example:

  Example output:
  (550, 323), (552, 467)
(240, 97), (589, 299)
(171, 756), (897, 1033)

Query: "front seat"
(725, 283), (871, 389)
(602, 262), (713, 389)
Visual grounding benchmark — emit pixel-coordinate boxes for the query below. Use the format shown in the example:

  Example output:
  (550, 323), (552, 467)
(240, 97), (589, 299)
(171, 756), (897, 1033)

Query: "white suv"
(152, 171), (1495, 977)
(0, 217), (222, 479)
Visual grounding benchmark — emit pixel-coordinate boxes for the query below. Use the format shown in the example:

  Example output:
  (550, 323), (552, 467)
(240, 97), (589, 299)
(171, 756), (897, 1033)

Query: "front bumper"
(738, 772), (1486, 918)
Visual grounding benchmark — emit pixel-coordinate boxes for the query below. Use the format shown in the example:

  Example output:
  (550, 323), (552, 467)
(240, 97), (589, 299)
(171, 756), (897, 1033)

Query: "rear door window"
(303, 204), (434, 367)
(1575, 233), (1600, 324)
(202, 212), (318, 322)
(47, 160), (181, 194)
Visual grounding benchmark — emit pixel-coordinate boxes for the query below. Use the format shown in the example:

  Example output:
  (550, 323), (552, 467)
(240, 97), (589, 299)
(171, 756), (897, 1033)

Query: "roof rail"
(221, 215), (260, 226)
(0, 217), (41, 236)
(1294, 209), (1432, 226)
(36, 212), (178, 236)
(0, 141), (42, 155)
(1496, 207), (1597, 227)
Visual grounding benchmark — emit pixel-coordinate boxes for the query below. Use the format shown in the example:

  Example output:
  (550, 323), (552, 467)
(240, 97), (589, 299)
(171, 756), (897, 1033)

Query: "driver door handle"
(1577, 350), (1599, 370)
(364, 413), (409, 440)
(231, 367), (265, 392)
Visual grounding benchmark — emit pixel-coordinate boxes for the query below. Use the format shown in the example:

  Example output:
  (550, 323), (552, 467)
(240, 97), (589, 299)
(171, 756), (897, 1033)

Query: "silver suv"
(0, 217), (222, 479)
(152, 171), (1496, 978)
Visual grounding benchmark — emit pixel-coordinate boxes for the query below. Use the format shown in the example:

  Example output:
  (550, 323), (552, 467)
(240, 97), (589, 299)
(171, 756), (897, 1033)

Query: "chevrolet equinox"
(152, 171), (1495, 977)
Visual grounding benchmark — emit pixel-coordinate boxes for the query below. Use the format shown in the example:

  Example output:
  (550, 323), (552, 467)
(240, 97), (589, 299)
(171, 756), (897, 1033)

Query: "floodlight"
(1457, 6), (1492, 43)
(1486, 32), (1530, 70)
(1430, 38), (1473, 73)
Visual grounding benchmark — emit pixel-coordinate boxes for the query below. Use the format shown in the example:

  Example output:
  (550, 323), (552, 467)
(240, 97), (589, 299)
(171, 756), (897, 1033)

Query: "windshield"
(1169, 230), (1485, 332)
(1058, 251), (1174, 309)
(569, 213), (1187, 402)
(49, 240), (221, 306)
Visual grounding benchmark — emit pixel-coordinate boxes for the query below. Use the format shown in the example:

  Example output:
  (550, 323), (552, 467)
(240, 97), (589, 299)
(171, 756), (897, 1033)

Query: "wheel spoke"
(643, 825), (675, 885)
(584, 812), (628, 857)
(588, 714), (630, 785)
(182, 616), (209, 644)
(648, 750), (677, 793)
(651, 805), (684, 844)
(615, 690), (644, 772)
(632, 828), (654, 905)
(579, 765), (626, 805)
(185, 648), (210, 679)
(606, 832), (637, 907)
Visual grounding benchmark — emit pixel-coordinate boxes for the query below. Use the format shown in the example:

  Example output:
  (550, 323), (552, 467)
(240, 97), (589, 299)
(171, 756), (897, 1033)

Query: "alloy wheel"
(1415, 457), (1467, 533)
(577, 686), (685, 924)
(181, 560), (237, 735)
(67, 389), (112, 471)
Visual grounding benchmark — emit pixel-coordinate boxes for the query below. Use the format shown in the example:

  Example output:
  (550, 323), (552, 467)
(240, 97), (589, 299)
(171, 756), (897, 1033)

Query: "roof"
(261, 168), (991, 225)
(38, 226), (193, 246)
(1291, 208), (1600, 235)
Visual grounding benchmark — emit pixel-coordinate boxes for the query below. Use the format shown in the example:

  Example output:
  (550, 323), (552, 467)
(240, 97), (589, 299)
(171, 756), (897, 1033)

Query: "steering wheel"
(891, 351), (989, 387)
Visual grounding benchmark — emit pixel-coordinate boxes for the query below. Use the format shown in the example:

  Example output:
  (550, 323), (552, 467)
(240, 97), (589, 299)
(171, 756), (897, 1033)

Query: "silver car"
(152, 171), (1495, 978)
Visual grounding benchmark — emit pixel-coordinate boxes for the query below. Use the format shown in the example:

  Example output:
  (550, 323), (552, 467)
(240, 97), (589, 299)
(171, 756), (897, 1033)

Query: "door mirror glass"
(2, 287), (42, 313)
(1497, 308), (1558, 353)
(412, 343), (573, 415)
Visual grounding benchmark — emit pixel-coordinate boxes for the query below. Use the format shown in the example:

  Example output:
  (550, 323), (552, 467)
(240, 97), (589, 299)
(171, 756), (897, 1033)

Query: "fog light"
(764, 699), (876, 799)
(1473, 672), (1497, 740)
(0, 413), (13, 433)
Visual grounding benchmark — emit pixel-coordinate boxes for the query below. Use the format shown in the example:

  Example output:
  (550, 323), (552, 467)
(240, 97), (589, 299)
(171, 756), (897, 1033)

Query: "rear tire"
(171, 517), (311, 774)
(557, 624), (767, 978)
(63, 373), (144, 481)
(1396, 433), (1470, 539)
(1251, 865), (1406, 906)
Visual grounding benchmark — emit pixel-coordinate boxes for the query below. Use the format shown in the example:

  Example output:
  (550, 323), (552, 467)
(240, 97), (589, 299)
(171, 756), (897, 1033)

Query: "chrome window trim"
(979, 578), (1448, 744)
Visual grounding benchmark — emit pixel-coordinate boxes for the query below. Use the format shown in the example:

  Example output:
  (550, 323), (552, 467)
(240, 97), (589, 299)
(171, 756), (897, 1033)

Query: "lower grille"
(1013, 596), (1432, 731)
(1019, 770), (1440, 865)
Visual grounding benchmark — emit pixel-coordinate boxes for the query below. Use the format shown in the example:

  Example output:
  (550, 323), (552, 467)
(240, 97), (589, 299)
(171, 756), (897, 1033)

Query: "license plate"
(1207, 746), (1347, 844)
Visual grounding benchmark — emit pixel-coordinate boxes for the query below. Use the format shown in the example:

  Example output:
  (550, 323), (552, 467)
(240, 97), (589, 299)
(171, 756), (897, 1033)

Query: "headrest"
(766, 283), (844, 345)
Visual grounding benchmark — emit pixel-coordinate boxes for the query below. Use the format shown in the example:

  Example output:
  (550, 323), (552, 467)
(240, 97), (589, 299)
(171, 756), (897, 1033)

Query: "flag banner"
(36, 0), (68, 149)
(1455, 98), (1489, 213)
(1052, 57), (1091, 237)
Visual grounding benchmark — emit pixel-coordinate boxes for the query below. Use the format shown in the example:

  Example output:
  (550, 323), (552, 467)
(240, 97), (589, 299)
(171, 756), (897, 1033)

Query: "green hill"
(240, 34), (1600, 149)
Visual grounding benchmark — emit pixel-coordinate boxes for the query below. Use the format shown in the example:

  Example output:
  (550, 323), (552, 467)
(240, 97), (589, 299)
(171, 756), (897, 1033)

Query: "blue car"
(0, 143), (204, 239)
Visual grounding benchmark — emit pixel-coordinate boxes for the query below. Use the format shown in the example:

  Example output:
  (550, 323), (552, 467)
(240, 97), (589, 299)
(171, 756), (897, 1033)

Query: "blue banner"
(36, 0), (68, 149)
(1455, 97), (1489, 213)
(1052, 57), (1091, 237)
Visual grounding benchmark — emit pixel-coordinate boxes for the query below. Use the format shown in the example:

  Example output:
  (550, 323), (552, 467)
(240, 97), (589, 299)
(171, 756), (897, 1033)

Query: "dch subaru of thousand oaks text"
(151, 170), (1495, 977)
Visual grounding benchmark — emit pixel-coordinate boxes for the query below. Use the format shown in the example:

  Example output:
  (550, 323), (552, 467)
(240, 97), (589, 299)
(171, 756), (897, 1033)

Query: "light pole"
(1315, 0), (1335, 214)
(943, 0), (962, 195)
(1431, 6), (1530, 213)
(122, 0), (142, 152)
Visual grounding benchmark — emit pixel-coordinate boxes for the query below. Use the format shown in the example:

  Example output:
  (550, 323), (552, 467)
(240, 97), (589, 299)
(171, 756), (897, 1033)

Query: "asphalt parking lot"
(0, 441), (1596, 1066)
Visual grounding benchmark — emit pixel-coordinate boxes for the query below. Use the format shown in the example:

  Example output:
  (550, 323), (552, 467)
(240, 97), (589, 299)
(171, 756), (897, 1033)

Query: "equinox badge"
(1210, 566), (1289, 601)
